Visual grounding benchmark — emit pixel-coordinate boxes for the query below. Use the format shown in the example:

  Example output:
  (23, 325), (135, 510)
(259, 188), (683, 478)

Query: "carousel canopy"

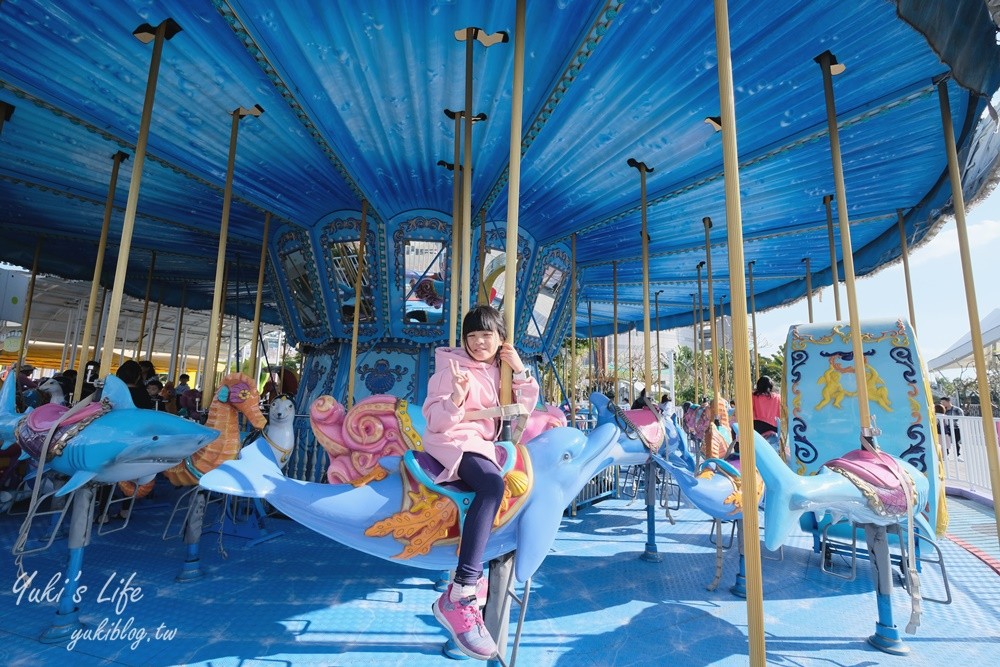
(1, 0), (999, 347)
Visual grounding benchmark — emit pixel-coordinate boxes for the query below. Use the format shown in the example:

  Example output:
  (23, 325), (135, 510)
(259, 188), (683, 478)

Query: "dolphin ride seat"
(784, 319), (951, 603)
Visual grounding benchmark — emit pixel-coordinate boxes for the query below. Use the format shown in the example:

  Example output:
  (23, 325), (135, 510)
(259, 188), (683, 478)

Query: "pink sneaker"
(433, 584), (497, 660)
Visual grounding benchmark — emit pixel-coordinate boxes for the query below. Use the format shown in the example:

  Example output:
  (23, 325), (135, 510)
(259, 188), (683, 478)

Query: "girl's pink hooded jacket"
(421, 346), (539, 483)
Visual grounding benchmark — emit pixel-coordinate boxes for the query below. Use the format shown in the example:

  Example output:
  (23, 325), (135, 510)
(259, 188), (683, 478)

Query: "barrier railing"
(936, 414), (997, 500)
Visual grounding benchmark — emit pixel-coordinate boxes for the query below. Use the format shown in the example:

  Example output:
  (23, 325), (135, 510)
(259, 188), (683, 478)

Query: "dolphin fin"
(752, 432), (807, 551)
(57, 470), (98, 497)
(199, 438), (280, 498)
(0, 366), (16, 415)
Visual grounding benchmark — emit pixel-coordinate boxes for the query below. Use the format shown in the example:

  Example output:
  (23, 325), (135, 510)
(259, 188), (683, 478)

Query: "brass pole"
(938, 78), (1000, 542)
(612, 260), (619, 406)
(655, 290), (663, 397)
(448, 111), (462, 346)
(748, 261), (759, 379)
(501, 2), (524, 406)
(697, 261), (707, 398)
(569, 233), (577, 419)
(691, 293), (699, 402)
(460, 31), (475, 322)
(719, 294), (728, 397)
(824, 194), (842, 320)
(213, 262), (230, 379)
(249, 211), (272, 375)
(703, 217), (720, 402)
(76, 151), (128, 399)
(628, 158), (655, 395)
(98, 19), (181, 379)
(588, 301), (594, 392)
(171, 285), (186, 383)
(714, 0), (765, 660)
(202, 104), (262, 402)
(137, 250), (156, 356)
(14, 237), (42, 370)
(802, 256), (813, 323)
(896, 209), (917, 334)
(818, 50), (871, 426)
(478, 210), (488, 304)
(148, 290), (161, 358)
(347, 200), (369, 409)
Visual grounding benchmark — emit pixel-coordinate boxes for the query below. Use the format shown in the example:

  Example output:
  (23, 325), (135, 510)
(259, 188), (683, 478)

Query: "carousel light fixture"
(132, 18), (182, 44)
(704, 115), (722, 132)
(0, 101), (14, 135)
(814, 50), (846, 75)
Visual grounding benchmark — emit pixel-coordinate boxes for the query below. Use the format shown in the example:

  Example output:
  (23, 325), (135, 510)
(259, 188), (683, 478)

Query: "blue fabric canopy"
(1, 0), (999, 352)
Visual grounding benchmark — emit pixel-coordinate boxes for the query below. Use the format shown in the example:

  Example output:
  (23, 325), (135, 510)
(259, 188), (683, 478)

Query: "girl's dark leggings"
(454, 452), (505, 586)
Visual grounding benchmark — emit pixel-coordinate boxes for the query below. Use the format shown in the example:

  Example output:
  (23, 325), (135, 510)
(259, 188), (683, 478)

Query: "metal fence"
(936, 415), (997, 500)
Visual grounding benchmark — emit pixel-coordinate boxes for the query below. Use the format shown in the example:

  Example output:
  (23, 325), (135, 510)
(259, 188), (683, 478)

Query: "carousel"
(2, 1), (1000, 665)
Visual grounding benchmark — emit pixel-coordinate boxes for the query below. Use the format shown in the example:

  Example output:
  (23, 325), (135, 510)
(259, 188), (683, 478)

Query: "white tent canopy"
(926, 308), (1000, 371)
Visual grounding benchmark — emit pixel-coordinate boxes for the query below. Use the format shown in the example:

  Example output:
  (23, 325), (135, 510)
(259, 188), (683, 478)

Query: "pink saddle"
(25, 401), (106, 433)
(824, 448), (906, 491)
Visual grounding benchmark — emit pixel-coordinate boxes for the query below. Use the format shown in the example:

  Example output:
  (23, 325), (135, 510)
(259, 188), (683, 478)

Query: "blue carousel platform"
(0, 480), (996, 667)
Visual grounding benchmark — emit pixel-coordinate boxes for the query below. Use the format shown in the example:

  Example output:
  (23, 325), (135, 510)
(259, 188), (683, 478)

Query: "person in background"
(116, 360), (153, 409)
(175, 373), (191, 397)
(659, 393), (673, 417)
(751, 375), (782, 452)
(15, 364), (38, 391)
(160, 380), (178, 414)
(146, 377), (165, 410)
(138, 360), (157, 386)
(940, 396), (964, 461)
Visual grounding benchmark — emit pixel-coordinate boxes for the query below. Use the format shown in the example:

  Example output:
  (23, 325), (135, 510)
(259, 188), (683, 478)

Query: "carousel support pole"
(177, 489), (207, 582)
(442, 110), (463, 346)
(487, 4), (520, 664)
(478, 210), (489, 304)
(15, 237), (42, 372)
(39, 486), (94, 643)
(94, 289), (110, 366)
(59, 311), (73, 372)
(713, 0), (765, 661)
(937, 77), (1000, 545)
(748, 261), (759, 379)
(137, 250), (156, 357)
(655, 290), (663, 395)
(456, 26), (507, 322)
(612, 261), (619, 406)
(897, 210), (917, 334)
(802, 257), (813, 323)
(249, 212), (272, 375)
(347, 201), (369, 410)
(75, 151), (128, 400)
(68, 300), (85, 373)
(172, 285), (187, 383)
(864, 524), (908, 654)
(148, 290), (162, 360)
(697, 261), (706, 398)
(817, 50), (872, 427)
(730, 519), (748, 598)
(98, 19), (182, 379)
(202, 104), (263, 403)
(691, 293), (700, 403)
(588, 301), (594, 398)
(569, 233), (577, 421)
(213, 262), (230, 382)
(719, 294), (728, 397)
(628, 157), (661, 563)
(703, 218), (721, 404)
(824, 194), (842, 320)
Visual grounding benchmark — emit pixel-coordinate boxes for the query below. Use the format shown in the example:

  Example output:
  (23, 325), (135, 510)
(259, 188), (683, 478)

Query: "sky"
(752, 182), (1000, 375)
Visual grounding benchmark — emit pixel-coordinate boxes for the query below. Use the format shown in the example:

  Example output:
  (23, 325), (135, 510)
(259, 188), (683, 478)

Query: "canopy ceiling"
(1, 0), (1000, 341)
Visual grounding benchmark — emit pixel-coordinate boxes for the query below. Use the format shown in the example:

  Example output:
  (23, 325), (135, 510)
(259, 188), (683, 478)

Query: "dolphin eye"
(152, 435), (159, 441)
(561, 451), (572, 461)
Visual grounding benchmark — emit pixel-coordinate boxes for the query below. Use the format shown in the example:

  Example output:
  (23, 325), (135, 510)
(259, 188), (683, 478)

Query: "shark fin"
(57, 470), (98, 497)
(100, 375), (136, 409)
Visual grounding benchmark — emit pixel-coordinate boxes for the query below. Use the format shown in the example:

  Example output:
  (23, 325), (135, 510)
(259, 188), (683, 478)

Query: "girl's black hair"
(754, 375), (774, 396)
(461, 305), (507, 341)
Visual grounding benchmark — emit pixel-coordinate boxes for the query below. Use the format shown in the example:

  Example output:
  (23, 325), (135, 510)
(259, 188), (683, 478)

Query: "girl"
(751, 375), (782, 452)
(423, 305), (538, 660)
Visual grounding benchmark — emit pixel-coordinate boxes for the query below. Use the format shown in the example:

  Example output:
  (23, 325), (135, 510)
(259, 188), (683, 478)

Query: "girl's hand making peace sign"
(449, 358), (470, 406)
